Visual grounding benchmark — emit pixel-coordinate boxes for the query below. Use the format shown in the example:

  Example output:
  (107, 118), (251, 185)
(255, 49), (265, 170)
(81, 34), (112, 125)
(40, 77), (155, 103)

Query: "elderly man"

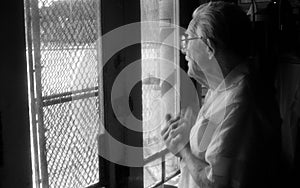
(161, 1), (281, 188)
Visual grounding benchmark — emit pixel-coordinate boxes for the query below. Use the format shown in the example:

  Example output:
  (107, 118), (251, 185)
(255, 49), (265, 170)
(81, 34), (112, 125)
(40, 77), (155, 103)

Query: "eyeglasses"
(180, 34), (205, 54)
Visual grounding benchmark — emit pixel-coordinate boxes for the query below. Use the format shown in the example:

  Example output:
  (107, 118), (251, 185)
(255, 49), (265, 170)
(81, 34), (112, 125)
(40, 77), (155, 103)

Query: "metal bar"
(40, 46), (97, 51)
(43, 91), (98, 106)
(151, 170), (180, 188)
(144, 148), (169, 165)
(30, 0), (49, 187)
(175, 0), (180, 116)
(24, 0), (40, 187)
(42, 86), (98, 101)
(162, 155), (166, 184)
(86, 182), (101, 188)
(96, 0), (105, 185)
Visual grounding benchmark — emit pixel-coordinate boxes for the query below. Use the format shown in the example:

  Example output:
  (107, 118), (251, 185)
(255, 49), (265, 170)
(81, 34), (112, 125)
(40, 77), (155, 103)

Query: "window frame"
(25, 0), (203, 187)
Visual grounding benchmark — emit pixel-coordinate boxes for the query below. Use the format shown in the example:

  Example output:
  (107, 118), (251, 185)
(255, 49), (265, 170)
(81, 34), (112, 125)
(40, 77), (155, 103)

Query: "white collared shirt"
(179, 63), (251, 188)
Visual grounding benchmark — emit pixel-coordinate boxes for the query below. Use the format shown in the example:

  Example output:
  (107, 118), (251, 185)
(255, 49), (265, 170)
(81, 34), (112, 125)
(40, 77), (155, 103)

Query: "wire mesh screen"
(29, 0), (101, 187)
(43, 98), (99, 188)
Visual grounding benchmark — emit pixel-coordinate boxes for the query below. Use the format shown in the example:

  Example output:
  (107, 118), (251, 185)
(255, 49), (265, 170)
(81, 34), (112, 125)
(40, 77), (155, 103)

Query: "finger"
(170, 115), (180, 124)
(162, 122), (176, 140)
(172, 134), (182, 144)
(169, 119), (185, 135)
(161, 116), (180, 136)
(161, 120), (172, 136)
(162, 129), (171, 140)
(164, 133), (172, 145)
(170, 123), (185, 137)
(180, 109), (186, 119)
(165, 114), (172, 121)
(169, 117), (184, 131)
(173, 117), (188, 129)
(171, 111), (181, 123)
(163, 120), (180, 140)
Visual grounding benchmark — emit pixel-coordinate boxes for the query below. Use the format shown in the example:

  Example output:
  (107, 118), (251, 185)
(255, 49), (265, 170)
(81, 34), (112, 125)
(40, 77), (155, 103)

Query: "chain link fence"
(27, 0), (101, 187)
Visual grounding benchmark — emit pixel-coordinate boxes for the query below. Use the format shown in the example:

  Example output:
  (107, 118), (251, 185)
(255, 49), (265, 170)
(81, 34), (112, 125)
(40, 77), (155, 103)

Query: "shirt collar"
(215, 62), (249, 92)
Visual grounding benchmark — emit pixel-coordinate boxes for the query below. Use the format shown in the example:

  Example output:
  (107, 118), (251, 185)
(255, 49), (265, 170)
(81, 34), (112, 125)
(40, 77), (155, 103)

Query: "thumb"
(180, 109), (186, 119)
(184, 107), (193, 122)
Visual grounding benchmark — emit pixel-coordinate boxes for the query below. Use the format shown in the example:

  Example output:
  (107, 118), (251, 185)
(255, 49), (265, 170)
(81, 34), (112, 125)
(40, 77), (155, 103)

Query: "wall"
(0, 0), (32, 187)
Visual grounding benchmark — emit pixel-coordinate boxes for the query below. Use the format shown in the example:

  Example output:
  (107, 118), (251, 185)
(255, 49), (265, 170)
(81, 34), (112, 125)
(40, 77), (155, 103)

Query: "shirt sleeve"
(204, 103), (250, 187)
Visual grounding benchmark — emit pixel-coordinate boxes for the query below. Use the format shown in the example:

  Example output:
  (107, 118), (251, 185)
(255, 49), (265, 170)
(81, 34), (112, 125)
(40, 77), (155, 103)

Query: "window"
(141, 0), (181, 187)
(25, 0), (102, 187)
(26, 0), (194, 188)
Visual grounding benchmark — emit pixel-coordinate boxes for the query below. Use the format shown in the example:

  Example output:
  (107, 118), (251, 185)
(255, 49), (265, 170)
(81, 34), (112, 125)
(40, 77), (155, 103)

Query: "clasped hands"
(161, 107), (195, 157)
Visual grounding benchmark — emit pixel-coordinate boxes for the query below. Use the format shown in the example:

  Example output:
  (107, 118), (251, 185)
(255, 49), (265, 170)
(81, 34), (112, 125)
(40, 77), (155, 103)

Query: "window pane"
(141, 0), (180, 187)
(144, 158), (162, 188)
(165, 152), (180, 180)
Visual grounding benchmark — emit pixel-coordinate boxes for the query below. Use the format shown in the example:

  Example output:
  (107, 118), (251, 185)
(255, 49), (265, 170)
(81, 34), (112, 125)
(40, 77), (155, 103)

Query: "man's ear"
(206, 38), (215, 60)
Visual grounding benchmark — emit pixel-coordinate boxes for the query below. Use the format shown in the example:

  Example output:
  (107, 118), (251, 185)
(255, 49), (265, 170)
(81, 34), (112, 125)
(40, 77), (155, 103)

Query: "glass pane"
(165, 153), (180, 178)
(144, 158), (162, 188)
(165, 152), (180, 186)
(141, 0), (180, 187)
